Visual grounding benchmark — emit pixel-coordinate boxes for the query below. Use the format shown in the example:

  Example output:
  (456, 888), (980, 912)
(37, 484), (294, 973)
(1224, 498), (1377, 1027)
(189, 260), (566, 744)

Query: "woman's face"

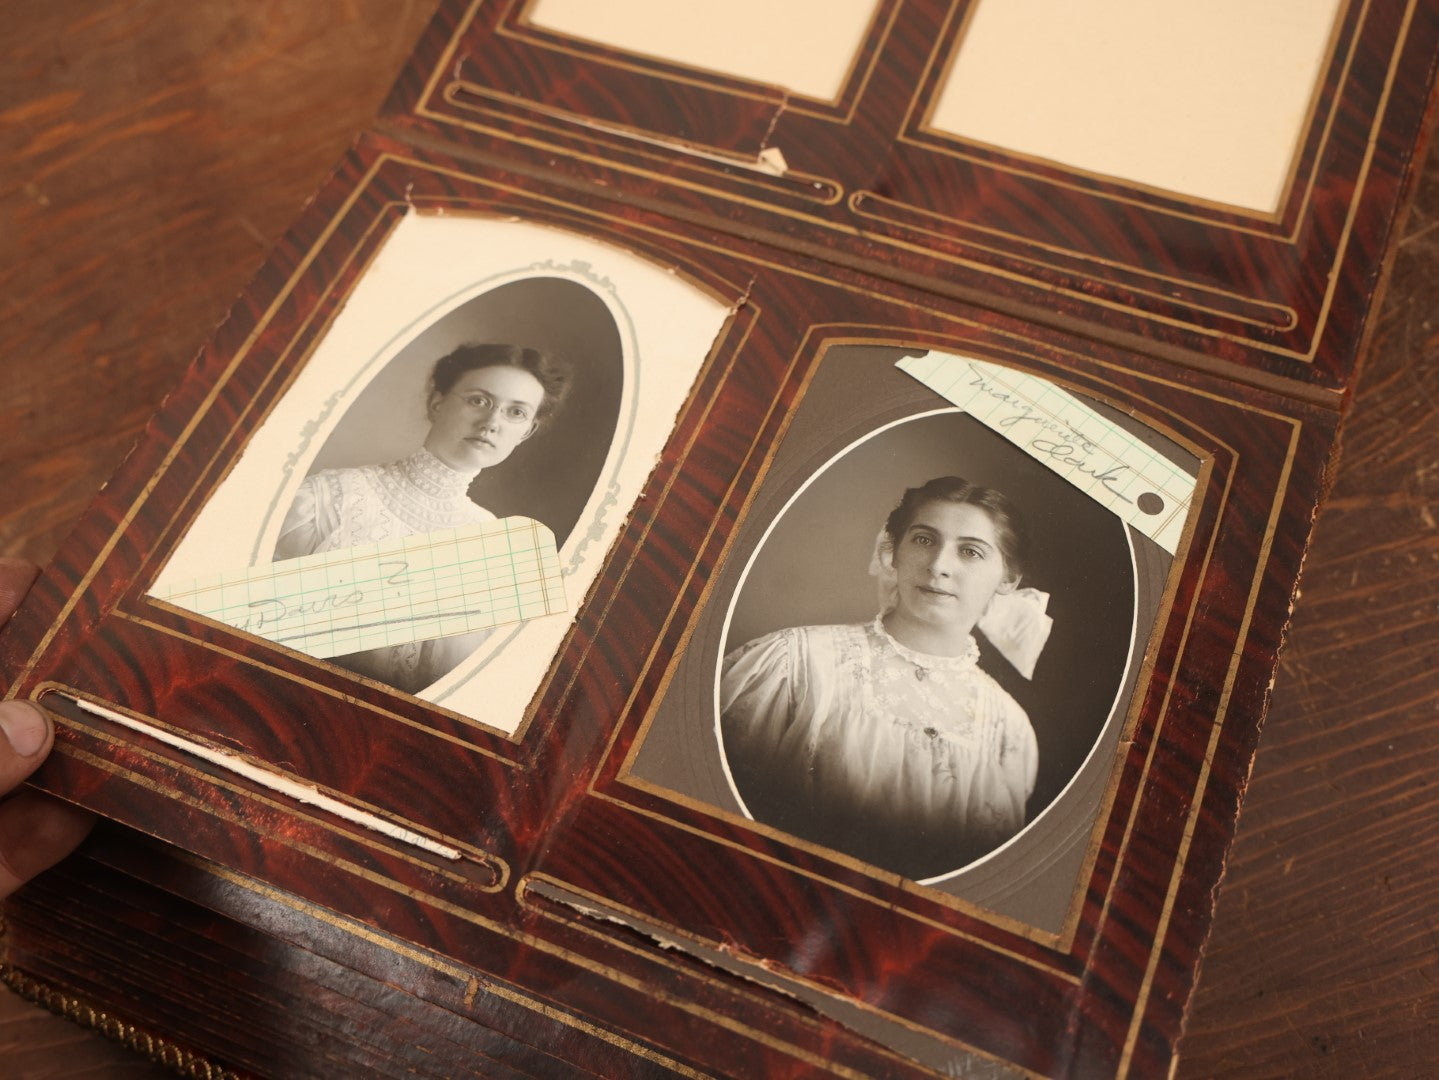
(888, 500), (1016, 635)
(424, 365), (546, 473)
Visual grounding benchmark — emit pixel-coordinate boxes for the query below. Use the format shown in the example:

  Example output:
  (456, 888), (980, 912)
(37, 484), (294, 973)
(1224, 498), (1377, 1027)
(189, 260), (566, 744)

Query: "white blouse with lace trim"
(720, 618), (1037, 861)
(273, 448), (495, 559)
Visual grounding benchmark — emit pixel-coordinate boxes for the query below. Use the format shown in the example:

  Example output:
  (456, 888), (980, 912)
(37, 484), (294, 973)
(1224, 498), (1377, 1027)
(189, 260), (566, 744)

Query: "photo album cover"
(3, 2), (1435, 1077)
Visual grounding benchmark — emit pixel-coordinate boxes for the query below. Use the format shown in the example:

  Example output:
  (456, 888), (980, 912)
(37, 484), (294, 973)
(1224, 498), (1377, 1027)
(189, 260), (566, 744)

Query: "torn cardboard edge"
(572, 113), (790, 176)
(45, 691), (466, 863)
(524, 878), (1029, 1079)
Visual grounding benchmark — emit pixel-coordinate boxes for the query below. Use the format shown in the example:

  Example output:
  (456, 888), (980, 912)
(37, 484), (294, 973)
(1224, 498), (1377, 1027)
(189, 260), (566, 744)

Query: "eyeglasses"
(454, 391), (535, 426)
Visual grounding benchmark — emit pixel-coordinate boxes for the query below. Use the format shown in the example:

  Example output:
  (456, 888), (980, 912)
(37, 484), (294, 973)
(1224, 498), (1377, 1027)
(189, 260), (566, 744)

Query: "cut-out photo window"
(151, 213), (730, 735)
(627, 343), (1199, 932)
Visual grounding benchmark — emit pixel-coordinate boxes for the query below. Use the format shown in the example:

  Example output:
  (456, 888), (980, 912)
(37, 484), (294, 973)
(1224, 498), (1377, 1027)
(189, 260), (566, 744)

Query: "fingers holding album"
(0, 558), (94, 898)
(0, 773), (93, 899)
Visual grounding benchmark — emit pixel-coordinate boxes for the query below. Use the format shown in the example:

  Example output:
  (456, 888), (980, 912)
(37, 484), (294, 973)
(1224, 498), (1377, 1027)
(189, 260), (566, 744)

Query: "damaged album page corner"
(597, 344), (1202, 1075)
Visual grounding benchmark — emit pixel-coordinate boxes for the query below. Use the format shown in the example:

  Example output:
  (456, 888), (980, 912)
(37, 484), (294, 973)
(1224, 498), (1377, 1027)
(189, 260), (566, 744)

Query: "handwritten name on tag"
(897, 352), (1197, 554)
(153, 518), (565, 658)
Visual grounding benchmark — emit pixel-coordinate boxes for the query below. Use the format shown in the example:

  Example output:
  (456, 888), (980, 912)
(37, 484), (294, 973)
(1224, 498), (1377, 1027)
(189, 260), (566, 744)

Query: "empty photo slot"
(523, 0), (883, 103)
(927, 0), (1344, 212)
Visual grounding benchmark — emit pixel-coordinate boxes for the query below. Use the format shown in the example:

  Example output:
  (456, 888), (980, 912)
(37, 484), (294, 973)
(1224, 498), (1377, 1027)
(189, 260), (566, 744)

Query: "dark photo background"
(632, 342), (1185, 918)
(310, 276), (624, 546)
(723, 409), (1136, 825)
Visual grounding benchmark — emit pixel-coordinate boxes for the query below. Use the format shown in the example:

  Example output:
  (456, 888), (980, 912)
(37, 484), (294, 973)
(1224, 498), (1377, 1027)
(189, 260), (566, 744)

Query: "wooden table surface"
(2, 4), (1436, 1077)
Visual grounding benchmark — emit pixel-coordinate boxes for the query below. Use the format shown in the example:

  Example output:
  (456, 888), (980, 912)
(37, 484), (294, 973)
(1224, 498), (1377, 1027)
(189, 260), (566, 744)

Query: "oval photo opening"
(274, 276), (624, 697)
(717, 410), (1136, 882)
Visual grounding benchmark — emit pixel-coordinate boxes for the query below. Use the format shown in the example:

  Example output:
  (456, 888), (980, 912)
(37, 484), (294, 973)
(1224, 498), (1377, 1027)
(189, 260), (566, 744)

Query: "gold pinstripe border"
(39, 684), (510, 892)
(519, 872), (1047, 1079)
(502, 0), (898, 118)
(4, 147), (1328, 1077)
(409, 0), (1417, 368)
(905, 0), (1357, 225)
(598, 327), (1230, 952)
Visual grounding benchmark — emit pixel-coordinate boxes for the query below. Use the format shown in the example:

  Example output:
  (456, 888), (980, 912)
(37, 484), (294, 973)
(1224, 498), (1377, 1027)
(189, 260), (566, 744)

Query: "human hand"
(0, 557), (94, 899)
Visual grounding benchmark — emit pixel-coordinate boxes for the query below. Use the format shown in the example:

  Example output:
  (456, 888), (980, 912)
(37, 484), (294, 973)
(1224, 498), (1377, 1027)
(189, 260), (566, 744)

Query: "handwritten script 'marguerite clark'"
(963, 365), (1134, 504)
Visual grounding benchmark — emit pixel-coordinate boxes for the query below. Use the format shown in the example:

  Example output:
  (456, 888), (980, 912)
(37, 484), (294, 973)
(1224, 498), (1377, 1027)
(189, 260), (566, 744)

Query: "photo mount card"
(384, 0), (1439, 390)
(627, 346), (1194, 930)
(1, 137), (1343, 1077)
(527, 324), (1337, 1076)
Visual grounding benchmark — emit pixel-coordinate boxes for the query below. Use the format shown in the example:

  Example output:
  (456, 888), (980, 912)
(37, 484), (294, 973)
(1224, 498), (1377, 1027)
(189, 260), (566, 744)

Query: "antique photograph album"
(2, 1), (1434, 1077)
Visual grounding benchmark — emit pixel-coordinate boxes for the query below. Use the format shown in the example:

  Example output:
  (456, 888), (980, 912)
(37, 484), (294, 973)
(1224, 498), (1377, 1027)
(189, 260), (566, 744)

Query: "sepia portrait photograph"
(151, 213), (731, 734)
(717, 409), (1136, 882)
(626, 343), (1193, 926)
(268, 279), (622, 696)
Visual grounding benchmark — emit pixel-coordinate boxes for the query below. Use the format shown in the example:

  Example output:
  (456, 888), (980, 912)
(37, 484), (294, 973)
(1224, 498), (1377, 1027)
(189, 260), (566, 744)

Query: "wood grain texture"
(1175, 141), (1439, 1079)
(0, 3), (437, 1077)
(0, 2), (1434, 1078)
(1, 117), (1352, 1074)
(0, 0), (434, 565)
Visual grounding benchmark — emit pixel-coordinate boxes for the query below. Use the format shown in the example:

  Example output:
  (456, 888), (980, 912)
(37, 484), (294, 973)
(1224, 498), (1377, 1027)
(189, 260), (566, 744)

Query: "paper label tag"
(153, 518), (565, 658)
(897, 352), (1197, 554)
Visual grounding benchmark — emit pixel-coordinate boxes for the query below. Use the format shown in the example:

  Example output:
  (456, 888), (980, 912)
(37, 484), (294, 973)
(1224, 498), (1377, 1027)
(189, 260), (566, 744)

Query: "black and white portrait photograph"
(269, 277), (623, 695)
(152, 213), (731, 734)
(717, 410), (1135, 882)
(623, 342), (1194, 925)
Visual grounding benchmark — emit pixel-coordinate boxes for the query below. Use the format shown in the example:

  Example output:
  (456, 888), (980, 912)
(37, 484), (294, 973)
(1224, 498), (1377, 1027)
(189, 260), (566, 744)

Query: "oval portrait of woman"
(717, 410), (1135, 882)
(271, 276), (623, 697)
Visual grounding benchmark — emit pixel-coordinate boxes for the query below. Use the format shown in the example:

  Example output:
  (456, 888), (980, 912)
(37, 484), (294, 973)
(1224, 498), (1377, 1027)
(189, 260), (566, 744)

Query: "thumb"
(0, 700), (54, 788)
(0, 701), (93, 898)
